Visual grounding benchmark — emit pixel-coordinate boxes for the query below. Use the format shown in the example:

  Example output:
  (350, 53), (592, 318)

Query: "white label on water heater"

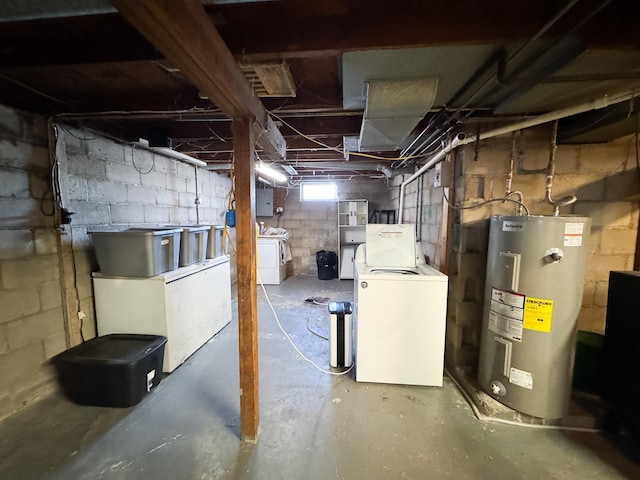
(502, 221), (526, 232)
(509, 367), (533, 390)
(488, 288), (524, 342)
(564, 222), (584, 246)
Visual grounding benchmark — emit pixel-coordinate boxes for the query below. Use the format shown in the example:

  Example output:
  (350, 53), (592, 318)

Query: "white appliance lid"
(365, 223), (417, 268)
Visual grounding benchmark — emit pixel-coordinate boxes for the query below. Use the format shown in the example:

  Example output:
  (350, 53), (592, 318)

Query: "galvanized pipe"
(544, 120), (577, 215)
(398, 133), (466, 222)
(397, 88), (640, 223)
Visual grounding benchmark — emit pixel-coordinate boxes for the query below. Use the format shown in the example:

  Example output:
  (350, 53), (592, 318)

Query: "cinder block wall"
(55, 125), (233, 345)
(390, 167), (448, 269)
(444, 126), (639, 368)
(0, 106), (64, 420)
(257, 179), (392, 275)
(0, 107), (233, 420)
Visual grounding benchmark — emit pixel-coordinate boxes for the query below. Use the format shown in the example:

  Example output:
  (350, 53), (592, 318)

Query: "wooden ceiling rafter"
(109, 0), (285, 159)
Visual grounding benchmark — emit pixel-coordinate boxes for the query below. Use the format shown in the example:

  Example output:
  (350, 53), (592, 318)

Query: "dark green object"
(573, 331), (604, 394)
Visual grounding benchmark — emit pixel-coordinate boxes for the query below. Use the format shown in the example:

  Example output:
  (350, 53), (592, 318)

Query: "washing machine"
(353, 226), (448, 386)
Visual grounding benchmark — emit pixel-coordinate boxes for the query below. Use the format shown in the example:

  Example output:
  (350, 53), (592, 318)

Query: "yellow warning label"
(523, 297), (553, 332)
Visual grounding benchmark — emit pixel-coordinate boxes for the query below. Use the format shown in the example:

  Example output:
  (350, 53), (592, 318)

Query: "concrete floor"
(1, 275), (639, 479)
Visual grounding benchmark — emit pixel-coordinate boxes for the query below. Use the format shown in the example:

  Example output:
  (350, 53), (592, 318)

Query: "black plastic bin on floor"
(52, 334), (167, 408)
(316, 250), (337, 280)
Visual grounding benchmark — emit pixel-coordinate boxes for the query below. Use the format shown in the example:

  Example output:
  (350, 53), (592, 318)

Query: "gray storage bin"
(206, 225), (225, 259)
(89, 228), (182, 277)
(167, 225), (210, 267)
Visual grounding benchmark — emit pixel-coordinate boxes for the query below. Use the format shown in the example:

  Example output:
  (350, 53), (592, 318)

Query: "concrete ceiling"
(0, 0), (639, 180)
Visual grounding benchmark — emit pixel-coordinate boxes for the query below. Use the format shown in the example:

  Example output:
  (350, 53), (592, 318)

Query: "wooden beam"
(212, 0), (640, 59)
(2, 1), (639, 68)
(233, 118), (260, 442)
(110, 0), (285, 158)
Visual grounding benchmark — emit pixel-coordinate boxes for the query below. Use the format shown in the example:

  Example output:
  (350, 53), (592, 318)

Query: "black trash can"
(316, 250), (337, 280)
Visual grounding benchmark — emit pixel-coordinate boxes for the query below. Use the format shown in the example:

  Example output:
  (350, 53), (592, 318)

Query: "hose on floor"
(258, 272), (353, 376)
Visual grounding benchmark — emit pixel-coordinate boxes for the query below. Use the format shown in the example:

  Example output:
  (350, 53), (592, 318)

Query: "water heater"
(478, 215), (591, 419)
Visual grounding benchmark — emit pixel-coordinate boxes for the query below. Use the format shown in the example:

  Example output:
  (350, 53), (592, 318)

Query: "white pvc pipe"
(458, 89), (640, 147)
(397, 88), (640, 223)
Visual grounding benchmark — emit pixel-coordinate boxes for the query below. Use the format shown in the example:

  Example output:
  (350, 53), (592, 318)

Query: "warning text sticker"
(523, 297), (554, 332)
(509, 367), (533, 390)
(564, 222), (584, 247)
(488, 288), (525, 342)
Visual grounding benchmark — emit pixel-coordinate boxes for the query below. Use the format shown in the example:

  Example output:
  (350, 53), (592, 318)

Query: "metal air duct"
(358, 78), (439, 152)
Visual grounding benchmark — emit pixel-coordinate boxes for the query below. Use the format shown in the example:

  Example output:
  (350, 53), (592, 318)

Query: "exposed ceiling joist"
(0, 0), (639, 180)
(109, 0), (286, 159)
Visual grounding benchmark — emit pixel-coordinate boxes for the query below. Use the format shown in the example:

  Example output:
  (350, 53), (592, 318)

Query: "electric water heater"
(478, 215), (591, 419)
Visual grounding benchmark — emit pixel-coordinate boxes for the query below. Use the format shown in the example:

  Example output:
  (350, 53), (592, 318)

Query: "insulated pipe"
(398, 132), (466, 223)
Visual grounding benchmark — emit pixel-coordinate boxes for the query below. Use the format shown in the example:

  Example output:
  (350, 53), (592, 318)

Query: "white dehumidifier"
(328, 301), (353, 368)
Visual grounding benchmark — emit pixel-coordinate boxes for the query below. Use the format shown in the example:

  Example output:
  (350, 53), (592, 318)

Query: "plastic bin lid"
(164, 225), (211, 232)
(54, 334), (167, 364)
(89, 228), (183, 236)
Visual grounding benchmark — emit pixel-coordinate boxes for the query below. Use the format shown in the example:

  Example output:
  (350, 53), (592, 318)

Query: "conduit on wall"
(397, 88), (640, 223)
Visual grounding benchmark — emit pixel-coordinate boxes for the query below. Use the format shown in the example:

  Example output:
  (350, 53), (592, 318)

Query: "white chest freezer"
(93, 257), (231, 373)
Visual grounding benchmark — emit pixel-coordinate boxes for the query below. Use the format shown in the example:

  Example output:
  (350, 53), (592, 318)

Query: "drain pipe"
(398, 132), (466, 223)
(396, 88), (640, 223)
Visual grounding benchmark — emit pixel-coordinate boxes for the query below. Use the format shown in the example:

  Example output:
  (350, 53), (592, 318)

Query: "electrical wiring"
(305, 298), (331, 340)
(130, 143), (155, 175)
(442, 188), (531, 216)
(306, 318), (329, 341)
(68, 231), (85, 343)
(223, 162), (237, 257)
(0, 72), (70, 105)
(54, 107), (222, 119)
(57, 123), (99, 141)
(268, 110), (439, 162)
(39, 188), (55, 217)
(258, 273), (352, 376)
(194, 165), (200, 224)
(48, 123), (61, 208)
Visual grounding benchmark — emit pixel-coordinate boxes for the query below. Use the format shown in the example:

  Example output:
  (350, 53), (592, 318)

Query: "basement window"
(300, 182), (338, 201)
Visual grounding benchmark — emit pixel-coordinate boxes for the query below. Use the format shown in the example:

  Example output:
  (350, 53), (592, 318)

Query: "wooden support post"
(233, 118), (259, 442)
(634, 216), (640, 270)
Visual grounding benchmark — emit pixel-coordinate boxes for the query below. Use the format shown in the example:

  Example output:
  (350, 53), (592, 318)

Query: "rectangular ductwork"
(358, 77), (438, 152)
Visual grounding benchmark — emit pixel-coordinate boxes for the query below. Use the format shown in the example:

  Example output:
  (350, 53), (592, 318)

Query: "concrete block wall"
(389, 167), (448, 269)
(445, 126), (639, 368)
(0, 108), (234, 421)
(55, 125), (233, 344)
(0, 105), (64, 420)
(258, 179), (391, 275)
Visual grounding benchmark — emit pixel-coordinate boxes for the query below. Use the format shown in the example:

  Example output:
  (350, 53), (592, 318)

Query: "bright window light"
(301, 182), (337, 201)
